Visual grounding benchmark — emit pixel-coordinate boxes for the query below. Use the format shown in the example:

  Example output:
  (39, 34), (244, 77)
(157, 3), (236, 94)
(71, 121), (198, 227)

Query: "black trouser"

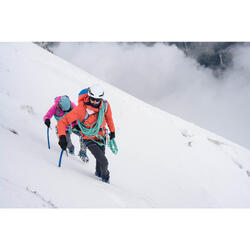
(65, 131), (74, 152)
(86, 140), (109, 179)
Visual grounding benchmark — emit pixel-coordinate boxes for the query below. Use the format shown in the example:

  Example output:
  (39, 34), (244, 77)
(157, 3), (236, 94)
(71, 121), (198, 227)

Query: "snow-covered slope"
(1, 43), (250, 208)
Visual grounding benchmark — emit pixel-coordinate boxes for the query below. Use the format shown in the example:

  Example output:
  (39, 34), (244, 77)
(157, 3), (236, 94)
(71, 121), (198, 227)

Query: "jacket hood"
(54, 96), (62, 105)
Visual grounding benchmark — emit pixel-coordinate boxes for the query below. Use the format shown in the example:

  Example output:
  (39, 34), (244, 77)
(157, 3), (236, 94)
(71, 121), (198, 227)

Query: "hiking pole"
(47, 127), (50, 149)
(58, 150), (64, 167)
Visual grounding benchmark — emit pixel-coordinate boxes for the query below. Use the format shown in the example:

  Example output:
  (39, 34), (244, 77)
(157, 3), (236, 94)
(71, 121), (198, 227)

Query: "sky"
(52, 42), (250, 149)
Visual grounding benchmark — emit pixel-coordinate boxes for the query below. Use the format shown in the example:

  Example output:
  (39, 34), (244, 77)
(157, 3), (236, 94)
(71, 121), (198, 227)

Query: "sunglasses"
(89, 96), (101, 103)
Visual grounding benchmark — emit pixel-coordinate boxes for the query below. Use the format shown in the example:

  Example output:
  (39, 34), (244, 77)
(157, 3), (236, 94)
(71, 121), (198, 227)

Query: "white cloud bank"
(52, 42), (250, 149)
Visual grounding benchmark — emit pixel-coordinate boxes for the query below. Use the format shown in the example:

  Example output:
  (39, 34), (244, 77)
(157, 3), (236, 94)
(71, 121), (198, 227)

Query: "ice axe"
(47, 127), (50, 149)
(58, 150), (64, 167)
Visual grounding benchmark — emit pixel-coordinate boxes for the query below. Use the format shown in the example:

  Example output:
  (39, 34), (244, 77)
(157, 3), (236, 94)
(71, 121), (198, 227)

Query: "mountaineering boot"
(95, 171), (101, 178)
(78, 150), (89, 163)
(101, 176), (110, 184)
(69, 149), (75, 155)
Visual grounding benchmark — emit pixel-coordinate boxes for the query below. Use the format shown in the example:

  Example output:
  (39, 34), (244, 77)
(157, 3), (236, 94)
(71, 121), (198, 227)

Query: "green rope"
(108, 138), (118, 154)
(77, 103), (118, 154)
(77, 103), (106, 146)
(54, 113), (73, 134)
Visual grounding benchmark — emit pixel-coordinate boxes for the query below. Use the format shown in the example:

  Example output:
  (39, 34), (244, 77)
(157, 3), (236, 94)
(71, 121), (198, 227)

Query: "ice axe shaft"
(58, 150), (64, 167)
(47, 127), (50, 149)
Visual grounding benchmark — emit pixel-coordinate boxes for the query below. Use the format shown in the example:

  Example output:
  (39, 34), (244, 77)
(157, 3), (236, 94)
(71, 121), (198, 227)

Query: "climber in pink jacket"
(43, 95), (77, 154)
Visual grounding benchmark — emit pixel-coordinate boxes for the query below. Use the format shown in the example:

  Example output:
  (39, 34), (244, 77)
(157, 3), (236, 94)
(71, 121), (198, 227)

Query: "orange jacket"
(57, 98), (115, 141)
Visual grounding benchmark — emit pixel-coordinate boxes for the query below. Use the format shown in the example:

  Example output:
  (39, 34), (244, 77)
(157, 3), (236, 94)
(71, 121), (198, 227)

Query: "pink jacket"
(44, 96), (77, 131)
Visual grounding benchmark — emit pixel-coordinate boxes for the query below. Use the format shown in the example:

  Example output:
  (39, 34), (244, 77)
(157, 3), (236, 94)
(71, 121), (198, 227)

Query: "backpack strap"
(103, 100), (108, 113)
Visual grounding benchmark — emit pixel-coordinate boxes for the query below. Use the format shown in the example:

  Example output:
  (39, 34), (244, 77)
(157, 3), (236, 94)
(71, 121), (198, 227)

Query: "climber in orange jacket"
(57, 84), (115, 183)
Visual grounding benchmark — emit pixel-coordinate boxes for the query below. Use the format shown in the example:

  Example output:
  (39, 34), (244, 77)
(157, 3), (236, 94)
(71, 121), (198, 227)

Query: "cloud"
(52, 42), (250, 149)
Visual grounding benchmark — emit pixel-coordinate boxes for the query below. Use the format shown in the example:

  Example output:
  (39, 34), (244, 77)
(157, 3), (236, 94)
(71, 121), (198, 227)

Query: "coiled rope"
(77, 102), (118, 154)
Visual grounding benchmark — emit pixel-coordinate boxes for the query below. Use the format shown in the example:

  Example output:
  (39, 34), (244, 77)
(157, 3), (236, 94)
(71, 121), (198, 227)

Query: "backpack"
(78, 88), (89, 104)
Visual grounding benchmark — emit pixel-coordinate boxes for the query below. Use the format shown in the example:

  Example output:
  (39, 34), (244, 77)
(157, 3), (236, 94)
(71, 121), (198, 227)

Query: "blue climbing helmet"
(59, 95), (71, 111)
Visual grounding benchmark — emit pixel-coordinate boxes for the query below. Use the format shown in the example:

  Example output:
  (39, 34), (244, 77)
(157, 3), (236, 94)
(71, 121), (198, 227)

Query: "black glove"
(58, 135), (67, 150)
(45, 119), (51, 128)
(109, 132), (115, 140)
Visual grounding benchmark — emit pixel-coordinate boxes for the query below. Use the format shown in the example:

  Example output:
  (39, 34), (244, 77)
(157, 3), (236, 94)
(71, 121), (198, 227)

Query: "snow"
(1, 42), (250, 207)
